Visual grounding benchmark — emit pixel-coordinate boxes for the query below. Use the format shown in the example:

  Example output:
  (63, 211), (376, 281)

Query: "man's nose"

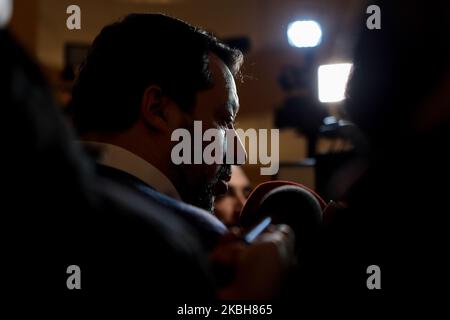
(228, 128), (247, 165)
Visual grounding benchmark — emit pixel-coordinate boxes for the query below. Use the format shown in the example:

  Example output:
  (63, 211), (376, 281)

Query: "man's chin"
(181, 179), (227, 213)
(194, 198), (214, 213)
(185, 191), (215, 213)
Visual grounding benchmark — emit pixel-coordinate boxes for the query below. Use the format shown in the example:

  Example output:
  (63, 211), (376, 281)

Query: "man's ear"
(140, 85), (169, 132)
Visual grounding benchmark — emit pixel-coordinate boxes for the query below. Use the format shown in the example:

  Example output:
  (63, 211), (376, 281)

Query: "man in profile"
(70, 13), (294, 298)
(71, 13), (247, 244)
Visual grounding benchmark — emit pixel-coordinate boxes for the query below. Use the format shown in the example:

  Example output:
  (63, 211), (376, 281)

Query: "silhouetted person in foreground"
(298, 0), (450, 312)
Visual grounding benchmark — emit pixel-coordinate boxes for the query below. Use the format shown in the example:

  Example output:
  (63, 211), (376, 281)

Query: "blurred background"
(8, 0), (367, 200)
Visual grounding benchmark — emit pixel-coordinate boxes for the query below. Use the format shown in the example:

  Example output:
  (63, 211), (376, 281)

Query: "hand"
(210, 224), (295, 300)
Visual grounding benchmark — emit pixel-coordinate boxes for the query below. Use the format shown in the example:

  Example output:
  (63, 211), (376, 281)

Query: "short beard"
(187, 164), (231, 213)
(192, 179), (216, 213)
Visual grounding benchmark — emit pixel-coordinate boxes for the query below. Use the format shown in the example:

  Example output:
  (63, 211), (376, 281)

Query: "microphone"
(240, 181), (325, 250)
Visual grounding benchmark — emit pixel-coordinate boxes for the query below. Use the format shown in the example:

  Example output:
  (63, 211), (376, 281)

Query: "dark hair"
(71, 13), (243, 134)
(345, 1), (450, 147)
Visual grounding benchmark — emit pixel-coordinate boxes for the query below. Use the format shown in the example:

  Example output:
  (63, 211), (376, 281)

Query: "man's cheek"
(203, 126), (226, 167)
(217, 127), (227, 162)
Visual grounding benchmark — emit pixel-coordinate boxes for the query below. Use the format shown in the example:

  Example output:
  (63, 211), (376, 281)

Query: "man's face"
(173, 53), (244, 212)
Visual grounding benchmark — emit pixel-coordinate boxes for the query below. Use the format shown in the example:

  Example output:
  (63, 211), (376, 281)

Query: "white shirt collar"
(81, 141), (181, 200)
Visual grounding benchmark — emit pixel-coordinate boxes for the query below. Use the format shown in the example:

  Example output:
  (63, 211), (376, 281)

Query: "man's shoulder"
(96, 164), (227, 249)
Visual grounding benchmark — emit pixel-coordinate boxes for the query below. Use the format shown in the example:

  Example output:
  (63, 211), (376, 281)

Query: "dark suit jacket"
(95, 164), (227, 251)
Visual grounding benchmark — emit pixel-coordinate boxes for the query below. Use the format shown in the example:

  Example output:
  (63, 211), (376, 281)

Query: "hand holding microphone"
(210, 181), (325, 299)
(210, 222), (295, 300)
(240, 181), (326, 252)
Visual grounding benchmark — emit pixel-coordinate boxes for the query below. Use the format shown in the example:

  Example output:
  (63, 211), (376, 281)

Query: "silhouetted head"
(345, 1), (450, 154)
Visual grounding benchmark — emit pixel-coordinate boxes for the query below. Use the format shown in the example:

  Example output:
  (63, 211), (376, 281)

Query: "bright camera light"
(318, 63), (353, 103)
(287, 20), (322, 48)
(0, 0), (13, 28)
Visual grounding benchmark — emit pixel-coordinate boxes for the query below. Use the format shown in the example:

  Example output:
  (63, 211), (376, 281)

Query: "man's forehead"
(208, 54), (236, 89)
(209, 53), (239, 113)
